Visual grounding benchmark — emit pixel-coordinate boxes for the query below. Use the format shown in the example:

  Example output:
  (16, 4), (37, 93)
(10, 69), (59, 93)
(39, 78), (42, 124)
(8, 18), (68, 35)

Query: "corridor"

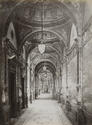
(15, 93), (72, 125)
(0, 0), (92, 125)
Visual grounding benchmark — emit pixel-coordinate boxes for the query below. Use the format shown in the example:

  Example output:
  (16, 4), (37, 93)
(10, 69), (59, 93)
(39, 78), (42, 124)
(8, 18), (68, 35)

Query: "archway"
(34, 61), (56, 99)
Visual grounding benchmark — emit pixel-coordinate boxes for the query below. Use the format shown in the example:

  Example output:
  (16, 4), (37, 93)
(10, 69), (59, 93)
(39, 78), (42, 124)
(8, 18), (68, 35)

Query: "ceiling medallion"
(38, 43), (45, 54)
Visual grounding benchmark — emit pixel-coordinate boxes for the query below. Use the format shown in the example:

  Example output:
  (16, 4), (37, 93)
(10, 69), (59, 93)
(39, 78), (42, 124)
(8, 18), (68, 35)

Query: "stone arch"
(20, 29), (66, 48)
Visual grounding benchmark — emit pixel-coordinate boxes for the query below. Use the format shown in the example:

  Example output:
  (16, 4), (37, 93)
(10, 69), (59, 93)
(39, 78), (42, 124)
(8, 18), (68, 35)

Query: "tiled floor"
(15, 93), (72, 125)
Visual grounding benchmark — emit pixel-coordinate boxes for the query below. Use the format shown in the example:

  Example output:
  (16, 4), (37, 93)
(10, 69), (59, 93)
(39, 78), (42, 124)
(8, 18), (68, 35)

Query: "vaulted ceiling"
(5, 0), (78, 49)
(0, 0), (84, 74)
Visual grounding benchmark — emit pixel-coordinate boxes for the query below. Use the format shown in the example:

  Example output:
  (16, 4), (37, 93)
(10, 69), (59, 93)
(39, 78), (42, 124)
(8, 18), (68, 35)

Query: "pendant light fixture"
(38, 0), (45, 54)
(43, 55), (46, 71)
(43, 65), (46, 71)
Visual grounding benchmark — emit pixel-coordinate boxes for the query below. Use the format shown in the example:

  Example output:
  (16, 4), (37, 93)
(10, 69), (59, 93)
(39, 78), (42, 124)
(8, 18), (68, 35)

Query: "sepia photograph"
(0, 0), (92, 125)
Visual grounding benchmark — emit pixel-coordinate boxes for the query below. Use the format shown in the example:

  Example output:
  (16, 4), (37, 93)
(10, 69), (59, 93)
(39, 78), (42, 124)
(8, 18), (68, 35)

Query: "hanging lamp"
(38, 1), (45, 54)
(43, 65), (46, 71)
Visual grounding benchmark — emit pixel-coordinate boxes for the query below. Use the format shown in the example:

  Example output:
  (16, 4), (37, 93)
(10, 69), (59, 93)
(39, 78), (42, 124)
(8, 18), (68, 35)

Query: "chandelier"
(38, 1), (45, 54)
(43, 65), (46, 71)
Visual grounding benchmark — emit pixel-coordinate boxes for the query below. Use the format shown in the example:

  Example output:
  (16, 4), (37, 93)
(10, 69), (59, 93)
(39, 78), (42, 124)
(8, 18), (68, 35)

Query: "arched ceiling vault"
(2, 0), (82, 71)
(21, 29), (66, 50)
(29, 44), (62, 60)
(32, 54), (57, 68)
(35, 61), (56, 76)
(3, 0), (80, 52)
(3, 0), (79, 22)
(28, 43), (63, 67)
(30, 53), (58, 64)
(33, 58), (57, 71)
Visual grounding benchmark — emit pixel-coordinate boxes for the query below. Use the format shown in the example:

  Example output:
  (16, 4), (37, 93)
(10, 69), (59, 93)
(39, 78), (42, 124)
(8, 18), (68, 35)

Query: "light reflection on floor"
(15, 93), (72, 125)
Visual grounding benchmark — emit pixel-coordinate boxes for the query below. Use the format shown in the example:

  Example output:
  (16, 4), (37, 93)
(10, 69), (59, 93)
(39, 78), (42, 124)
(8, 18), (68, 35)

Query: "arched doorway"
(34, 61), (56, 99)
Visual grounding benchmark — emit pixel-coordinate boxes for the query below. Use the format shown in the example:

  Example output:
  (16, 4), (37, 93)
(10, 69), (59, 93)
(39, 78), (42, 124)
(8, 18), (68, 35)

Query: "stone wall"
(83, 38), (92, 114)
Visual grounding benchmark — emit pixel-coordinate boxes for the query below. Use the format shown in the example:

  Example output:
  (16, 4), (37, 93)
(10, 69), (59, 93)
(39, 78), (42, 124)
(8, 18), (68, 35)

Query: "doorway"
(9, 72), (16, 118)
